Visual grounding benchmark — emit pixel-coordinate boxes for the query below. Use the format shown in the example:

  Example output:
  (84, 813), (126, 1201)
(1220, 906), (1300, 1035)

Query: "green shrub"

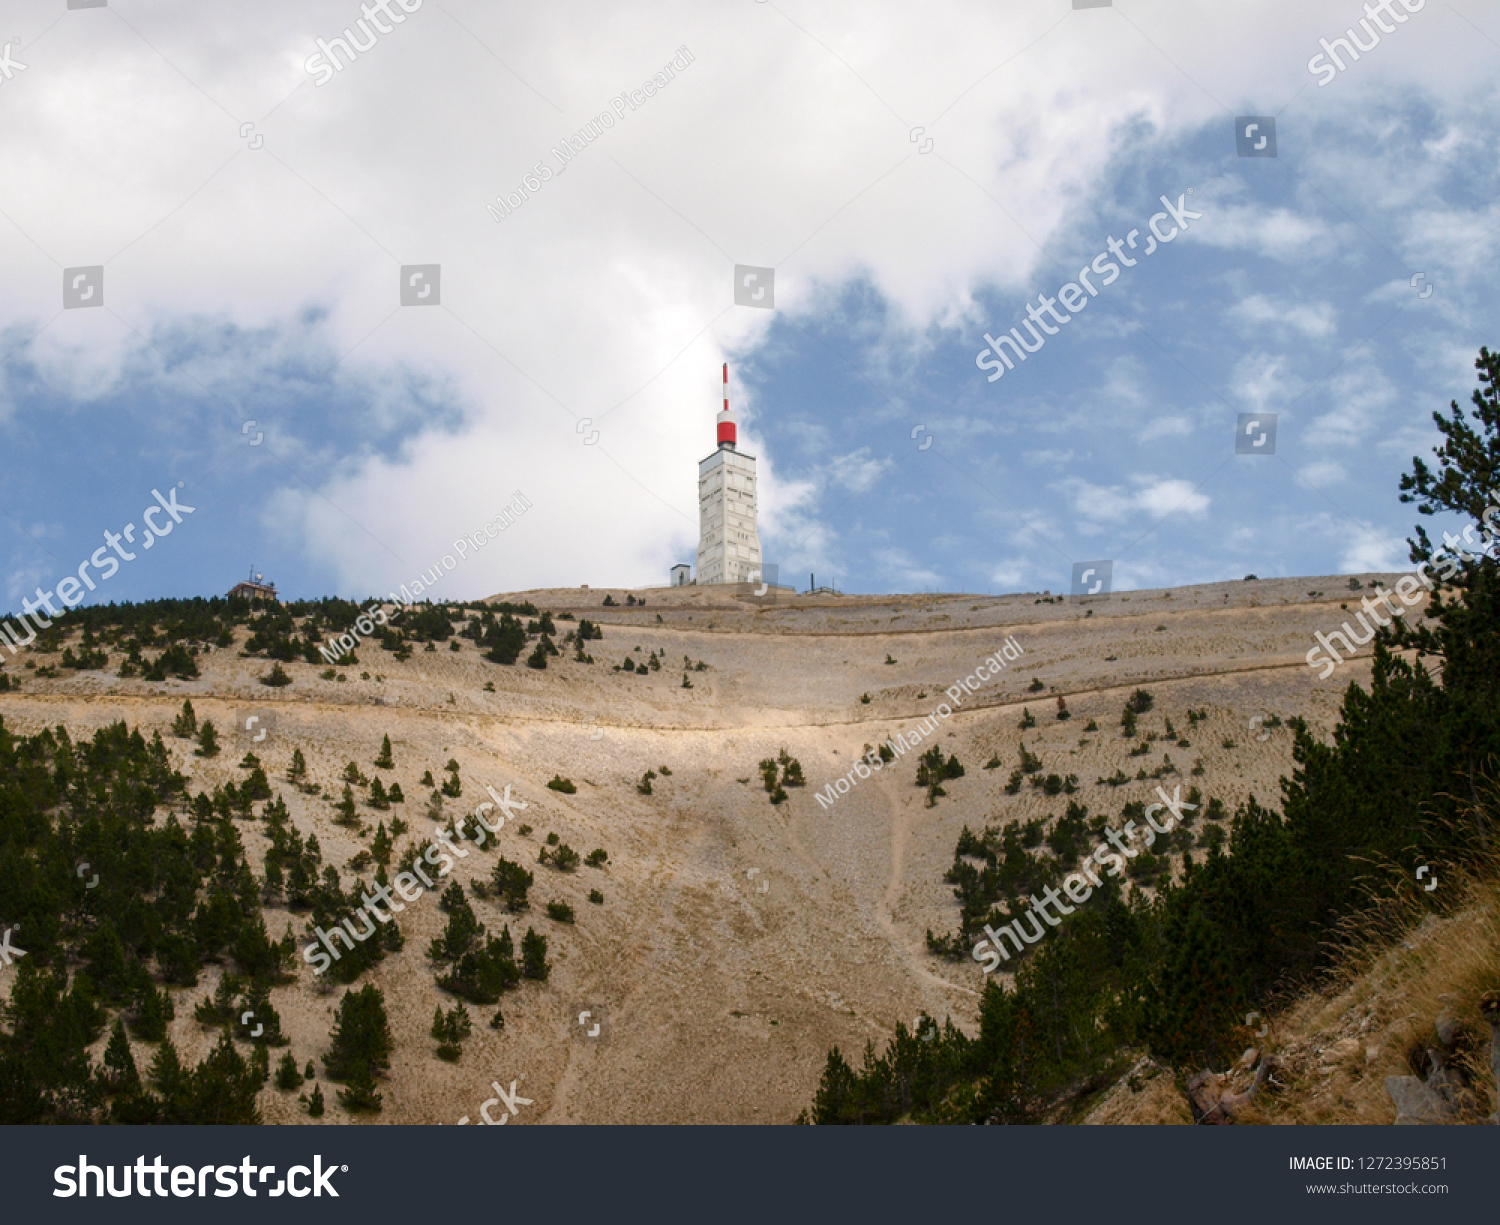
(431, 1002), (472, 1062)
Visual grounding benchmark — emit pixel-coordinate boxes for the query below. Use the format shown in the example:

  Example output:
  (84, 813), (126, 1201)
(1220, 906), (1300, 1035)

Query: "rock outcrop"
(1385, 992), (1498, 1124)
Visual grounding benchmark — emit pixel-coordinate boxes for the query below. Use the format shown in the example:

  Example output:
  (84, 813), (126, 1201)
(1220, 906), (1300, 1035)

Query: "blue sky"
(1, 0), (1496, 608)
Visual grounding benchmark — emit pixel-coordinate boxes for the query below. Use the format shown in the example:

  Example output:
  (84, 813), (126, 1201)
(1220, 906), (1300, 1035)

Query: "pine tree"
(275, 1051), (302, 1091)
(184, 1031), (262, 1124)
(428, 883), (482, 964)
(809, 1049), (860, 1124)
(324, 984), (393, 1084)
(1147, 905), (1240, 1066)
(131, 981), (173, 1042)
(171, 699), (197, 738)
(521, 927), (550, 981)
(493, 857), (533, 912)
(238, 983), (284, 1046)
(102, 1020), (139, 1093)
(375, 734), (394, 769)
(431, 1002), (472, 1062)
(288, 747), (307, 780)
(195, 720), (220, 757)
(372, 820), (392, 866)
(483, 613), (527, 665)
(148, 1037), (189, 1122)
(250, 1043), (270, 1087)
(82, 924), (129, 1003)
(307, 1083), (325, 1116)
(337, 1061), (382, 1113)
(263, 855), (285, 902)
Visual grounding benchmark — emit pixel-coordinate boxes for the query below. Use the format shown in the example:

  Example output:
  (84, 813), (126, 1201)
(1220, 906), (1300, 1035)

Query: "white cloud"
(874, 546), (941, 590)
(1341, 527), (1411, 574)
(1304, 365), (1399, 450)
(1057, 473), (1211, 526)
(1193, 205), (1334, 262)
(1297, 459), (1348, 486)
(828, 447), (896, 493)
(986, 558), (1032, 590)
(1139, 415), (1193, 442)
(1230, 294), (1337, 338)
(1231, 352), (1300, 416)
(1133, 477), (1211, 520)
(1022, 448), (1076, 469)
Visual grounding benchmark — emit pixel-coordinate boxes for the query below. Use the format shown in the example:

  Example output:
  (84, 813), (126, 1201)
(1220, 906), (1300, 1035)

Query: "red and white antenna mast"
(717, 362), (736, 450)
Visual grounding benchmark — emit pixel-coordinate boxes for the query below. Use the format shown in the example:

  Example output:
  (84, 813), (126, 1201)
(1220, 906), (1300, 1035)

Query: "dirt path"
(876, 778), (981, 1006)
